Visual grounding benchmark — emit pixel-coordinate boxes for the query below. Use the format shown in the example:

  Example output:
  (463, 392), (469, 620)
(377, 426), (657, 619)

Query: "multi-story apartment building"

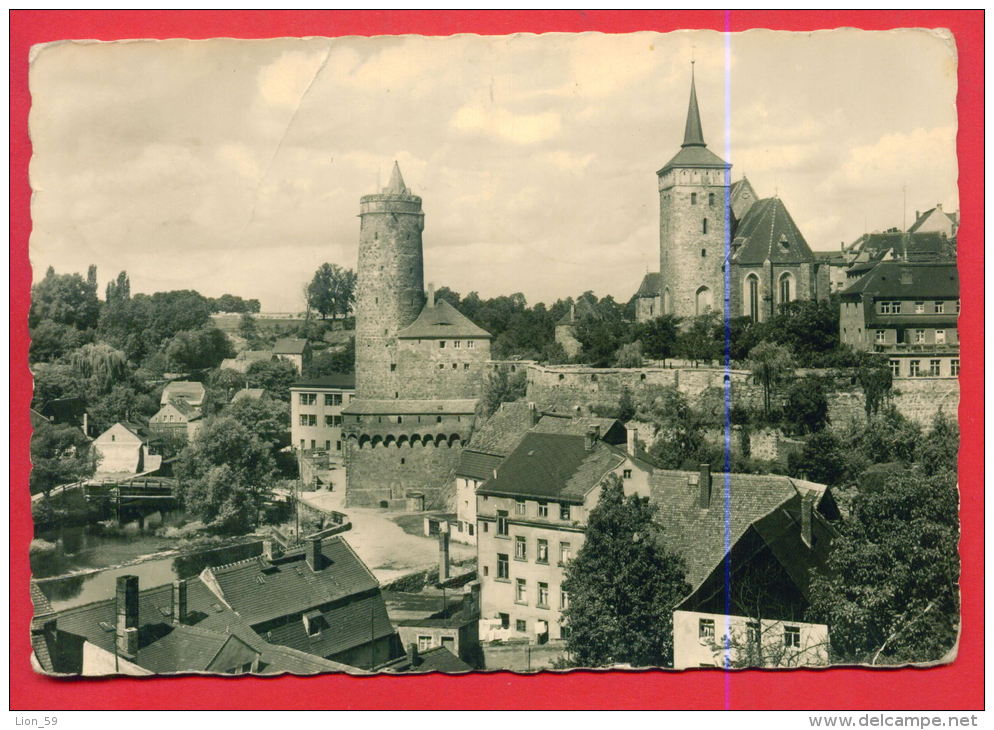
(289, 374), (356, 461)
(839, 260), (960, 379)
(476, 426), (653, 643)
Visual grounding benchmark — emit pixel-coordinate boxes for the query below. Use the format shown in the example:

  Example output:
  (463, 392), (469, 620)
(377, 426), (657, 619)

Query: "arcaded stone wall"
(344, 437), (463, 510)
(658, 167), (729, 319)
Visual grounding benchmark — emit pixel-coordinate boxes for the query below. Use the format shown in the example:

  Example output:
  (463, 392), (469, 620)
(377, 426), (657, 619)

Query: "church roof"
(384, 161), (409, 195)
(396, 298), (491, 339)
(658, 68), (729, 175)
(732, 197), (816, 265)
(729, 176), (759, 221)
(634, 272), (661, 298)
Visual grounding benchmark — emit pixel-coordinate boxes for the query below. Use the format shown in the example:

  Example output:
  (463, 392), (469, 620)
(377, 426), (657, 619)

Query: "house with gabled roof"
(159, 380), (205, 408)
(91, 422), (161, 477)
(148, 398), (203, 441)
(908, 203), (958, 239)
(273, 338), (311, 374)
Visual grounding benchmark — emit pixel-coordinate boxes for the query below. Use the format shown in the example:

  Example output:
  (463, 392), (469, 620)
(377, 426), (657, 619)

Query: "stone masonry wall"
(395, 337), (491, 400)
(344, 438), (462, 511)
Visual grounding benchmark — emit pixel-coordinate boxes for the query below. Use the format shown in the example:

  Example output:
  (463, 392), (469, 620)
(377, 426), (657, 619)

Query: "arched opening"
(448, 434), (461, 447)
(410, 434), (422, 447)
(358, 435), (371, 449)
(695, 286), (712, 316)
(383, 435), (396, 448)
(744, 273), (760, 321)
(778, 272), (794, 309)
(435, 434), (447, 448)
(397, 435), (409, 448)
(371, 435), (383, 449)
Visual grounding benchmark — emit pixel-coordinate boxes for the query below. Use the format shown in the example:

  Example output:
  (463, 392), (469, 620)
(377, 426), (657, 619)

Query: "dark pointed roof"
(397, 298), (491, 339)
(658, 68), (729, 175)
(731, 197), (816, 265)
(635, 272), (661, 298)
(729, 176), (759, 221)
(682, 65), (705, 148)
(384, 161), (409, 195)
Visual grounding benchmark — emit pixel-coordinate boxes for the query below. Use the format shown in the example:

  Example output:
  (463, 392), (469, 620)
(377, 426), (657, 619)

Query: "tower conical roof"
(682, 65), (706, 148)
(384, 161), (409, 194)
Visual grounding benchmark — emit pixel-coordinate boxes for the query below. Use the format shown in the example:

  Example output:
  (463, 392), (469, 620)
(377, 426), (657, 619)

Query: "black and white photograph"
(26, 28), (961, 677)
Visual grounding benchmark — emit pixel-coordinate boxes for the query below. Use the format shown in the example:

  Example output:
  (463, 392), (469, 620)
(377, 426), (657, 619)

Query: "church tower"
(658, 66), (731, 320)
(354, 161), (425, 398)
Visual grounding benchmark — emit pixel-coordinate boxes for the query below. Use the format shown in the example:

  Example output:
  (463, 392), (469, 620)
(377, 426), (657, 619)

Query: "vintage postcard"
(24, 27), (962, 681)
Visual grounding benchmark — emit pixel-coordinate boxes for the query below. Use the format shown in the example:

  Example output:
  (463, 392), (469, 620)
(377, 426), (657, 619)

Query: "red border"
(9, 10), (983, 711)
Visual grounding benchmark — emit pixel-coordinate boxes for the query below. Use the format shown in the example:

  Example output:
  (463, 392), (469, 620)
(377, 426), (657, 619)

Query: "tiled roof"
(135, 623), (238, 674)
(160, 381), (205, 406)
(273, 339), (308, 355)
(396, 299), (491, 339)
(635, 272), (661, 298)
(839, 260), (959, 300)
(853, 231), (949, 261)
(649, 470), (827, 588)
(240, 350), (276, 362)
(732, 197), (816, 265)
(658, 144), (729, 175)
(203, 537), (380, 625)
(456, 451), (504, 481)
(164, 399), (202, 420)
(478, 432), (625, 503)
(908, 206), (958, 234)
(291, 374), (356, 390)
(261, 592), (394, 659)
(533, 414), (628, 446)
(31, 581), (54, 615)
(465, 401), (537, 454)
(342, 399), (477, 416)
(387, 646), (473, 674)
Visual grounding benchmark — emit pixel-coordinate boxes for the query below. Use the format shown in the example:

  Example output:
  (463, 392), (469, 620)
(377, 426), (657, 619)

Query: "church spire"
(384, 160), (409, 194)
(682, 63), (706, 148)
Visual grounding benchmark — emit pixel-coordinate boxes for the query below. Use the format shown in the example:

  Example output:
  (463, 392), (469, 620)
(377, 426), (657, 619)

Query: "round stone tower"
(355, 161), (426, 398)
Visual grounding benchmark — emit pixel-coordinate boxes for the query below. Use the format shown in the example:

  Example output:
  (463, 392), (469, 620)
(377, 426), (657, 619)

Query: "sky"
(28, 29), (958, 312)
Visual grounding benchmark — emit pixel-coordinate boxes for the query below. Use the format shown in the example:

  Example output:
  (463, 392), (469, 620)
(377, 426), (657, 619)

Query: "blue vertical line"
(722, 14), (734, 708)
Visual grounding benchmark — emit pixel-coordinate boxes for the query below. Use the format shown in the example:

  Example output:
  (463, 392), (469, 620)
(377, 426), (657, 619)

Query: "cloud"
(450, 101), (561, 145)
(257, 49), (328, 109)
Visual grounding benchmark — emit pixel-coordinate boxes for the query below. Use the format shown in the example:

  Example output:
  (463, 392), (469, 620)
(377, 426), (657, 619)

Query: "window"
(889, 359), (901, 377)
(464, 363), (470, 370)
(497, 554), (509, 580)
(952, 359), (960, 376)
(690, 192), (697, 205)
(560, 590), (570, 610)
(699, 618), (715, 640)
(418, 635), (433, 651)
(559, 503), (571, 520)
(537, 502), (548, 518)
(708, 192), (715, 207)
(468, 523), (474, 536)
(439, 341), (446, 349)
(515, 578), (527, 603)
(929, 359), (941, 376)
(915, 329), (926, 344)
(324, 393), (342, 406)
(390, 363), (397, 372)
(336, 440), (341, 451)
(325, 415), (343, 427)
(778, 272), (793, 305)
(514, 536), (527, 560)
(910, 360), (922, 377)
(956, 299), (961, 313)
(880, 301), (901, 314)
(499, 613), (510, 630)
(537, 539), (549, 564)
(516, 619), (527, 633)
(935, 329), (946, 344)
(875, 330), (886, 344)
(746, 621), (761, 645)
(467, 340), (475, 349)
(935, 301), (945, 314)
(701, 248), (707, 258)
(702, 218), (708, 234)
(559, 542), (571, 565)
(299, 414), (316, 427)
(915, 301), (925, 314)
(497, 510), (509, 536)
(537, 583), (549, 608)
(299, 393), (316, 406)
(515, 499), (526, 515)
(623, 469), (632, 479)
(453, 340), (461, 349)
(784, 626), (801, 648)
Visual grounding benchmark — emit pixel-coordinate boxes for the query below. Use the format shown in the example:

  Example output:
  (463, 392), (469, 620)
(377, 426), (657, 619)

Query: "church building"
(636, 67), (828, 323)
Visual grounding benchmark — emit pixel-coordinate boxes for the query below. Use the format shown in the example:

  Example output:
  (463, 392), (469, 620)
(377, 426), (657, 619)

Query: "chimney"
(171, 579), (188, 625)
(698, 464), (712, 509)
(462, 581), (481, 620)
(584, 426), (598, 452)
(626, 427), (639, 456)
(801, 492), (816, 548)
(527, 401), (539, 425)
(915, 210), (921, 221)
(115, 575), (139, 658)
(262, 539), (282, 562)
(306, 537), (322, 571)
(427, 283), (435, 308)
(936, 203), (943, 212)
(438, 524), (451, 582)
(406, 642), (421, 667)
(82, 412), (89, 437)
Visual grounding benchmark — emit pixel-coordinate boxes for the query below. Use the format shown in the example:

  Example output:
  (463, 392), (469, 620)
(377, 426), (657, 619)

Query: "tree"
(67, 342), (128, 395)
(307, 263), (357, 320)
(783, 375), (829, 435)
(304, 338), (356, 377)
(30, 420), (97, 495)
(676, 313), (721, 366)
(561, 474), (690, 667)
(246, 359), (299, 402)
(87, 383), (158, 433)
(854, 353), (893, 418)
(613, 341), (644, 368)
(105, 271), (131, 307)
(635, 315), (680, 362)
(786, 430), (845, 486)
(807, 469), (959, 665)
(618, 387), (636, 423)
(165, 326), (235, 371)
(29, 320), (88, 364)
(747, 341), (795, 419)
(29, 268), (100, 330)
(644, 387), (708, 470)
(224, 395), (291, 451)
(574, 318), (622, 368)
(238, 313), (259, 344)
(916, 411), (959, 476)
(174, 416), (277, 534)
(202, 367), (249, 416)
(479, 367), (527, 418)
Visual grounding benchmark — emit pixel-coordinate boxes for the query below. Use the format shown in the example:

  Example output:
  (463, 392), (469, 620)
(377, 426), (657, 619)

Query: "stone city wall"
(344, 437), (463, 511)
